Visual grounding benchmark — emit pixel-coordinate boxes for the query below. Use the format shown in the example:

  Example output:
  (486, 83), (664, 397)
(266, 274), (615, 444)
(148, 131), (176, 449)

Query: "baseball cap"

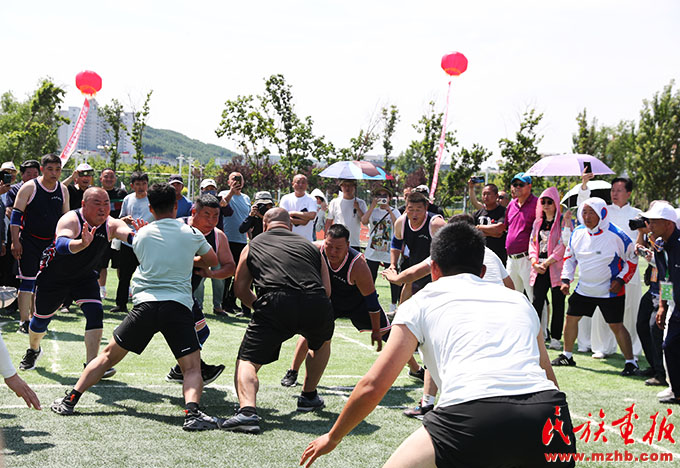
(372, 185), (393, 197)
(254, 191), (273, 204)
(168, 174), (184, 185)
(310, 188), (326, 203)
(511, 172), (532, 184)
(640, 202), (678, 224)
(414, 184), (429, 194)
(20, 159), (40, 172)
(200, 178), (217, 190)
(76, 163), (94, 174)
(0, 162), (17, 173)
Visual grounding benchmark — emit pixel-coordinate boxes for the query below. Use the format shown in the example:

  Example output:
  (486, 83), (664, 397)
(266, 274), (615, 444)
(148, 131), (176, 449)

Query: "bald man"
(218, 207), (334, 434)
(19, 187), (144, 376)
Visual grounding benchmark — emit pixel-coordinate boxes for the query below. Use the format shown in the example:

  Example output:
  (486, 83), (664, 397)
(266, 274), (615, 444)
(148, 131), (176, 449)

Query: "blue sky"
(2, 1), (679, 164)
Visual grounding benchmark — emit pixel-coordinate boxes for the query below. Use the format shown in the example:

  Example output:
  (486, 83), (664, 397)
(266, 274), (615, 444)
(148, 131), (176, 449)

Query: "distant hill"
(142, 127), (238, 163)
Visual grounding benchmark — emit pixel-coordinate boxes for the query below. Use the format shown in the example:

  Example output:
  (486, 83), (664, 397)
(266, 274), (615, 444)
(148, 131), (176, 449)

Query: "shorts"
(567, 292), (625, 324)
(334, 302), (391, 335)
(97, 245), (121, 270)
(237, 290), (334, 365)
(113, 301), (200, 359)
(18, 234), (52, 280)
(34, 274), (101, 319)
(423, 390), (576, 468)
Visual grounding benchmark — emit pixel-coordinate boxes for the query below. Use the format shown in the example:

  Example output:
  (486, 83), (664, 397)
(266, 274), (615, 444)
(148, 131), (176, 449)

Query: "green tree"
(128, 90), (153, 171)
(408, 101), (457, 183)
(571, 108), (630, 179)
(335, 116), (381, 163)
(440, 144), (492, 204)
(380, 105), (400, 173)
(100, 99), (127, 171)
(632, 80), (680, 204)
(0, 79), (68, 163)
(498, 108), (544, 190)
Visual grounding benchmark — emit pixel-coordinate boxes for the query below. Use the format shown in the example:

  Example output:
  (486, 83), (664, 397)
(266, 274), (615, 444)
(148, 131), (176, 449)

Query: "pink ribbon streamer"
(60, 98), (90, 166)
(429, 79), (452, 199)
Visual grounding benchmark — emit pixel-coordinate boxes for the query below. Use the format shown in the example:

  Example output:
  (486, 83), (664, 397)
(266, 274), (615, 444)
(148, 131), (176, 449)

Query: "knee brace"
(196, 322), (210, 346)
(19, 278), (36, 293)
(29, 314), (51, 333)
(81, 302), (104, 330)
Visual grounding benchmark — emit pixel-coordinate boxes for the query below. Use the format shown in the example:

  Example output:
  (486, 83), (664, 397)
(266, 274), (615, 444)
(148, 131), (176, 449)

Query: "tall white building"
(57, 99), (136, 156)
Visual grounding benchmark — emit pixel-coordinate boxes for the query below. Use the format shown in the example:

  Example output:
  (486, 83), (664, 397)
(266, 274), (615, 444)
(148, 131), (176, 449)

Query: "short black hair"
(130, 171), (149, 184)
(447, 213), (475, 226)
(20, 159), (40, 173)
(147, 183), (176, 214)
(612, 177), (633, 193)
(483, 183), (499, 195)
(327, 224), (350, 241)
(101, 167), (115, 173)
(195, 194), (220, 211)
(406, 191), (428, 207)
(431, 222), (485, 277)
(41, 153), (61, 167)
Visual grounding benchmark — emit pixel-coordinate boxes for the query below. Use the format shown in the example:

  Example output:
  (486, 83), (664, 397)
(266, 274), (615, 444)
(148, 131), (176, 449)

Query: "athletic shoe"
(548, 338), (562, 350)
(110, 306), (128, 314)
(620, 362), (639, 376)
(633, 367), (655, 378)
(592, 351), (608, 359)
(51, 392), (77, 415)
(658, 396), (680, 405)
(403, 402), (434, 420)
(201, 362), (225, 385)
(235, 310), (251, 318)
(19, 348), (42, 371)
(224, 305), (242, 314)
(645, 376), (668, 387)
(551, 354), (576, 367)
(281, 369), (298, 387)
(183, 409), (219, 431)
(408, 367), (425, 382)
(217, 410), (261, 434)
(99, 286), (106, 299)
(84, 363), (116, 379)
(166, 366), (184, 384)
(297, 393), (325, 412)
(17, 321), (29, 334)
(213, 308), (229, 316)
(657, 387), (674, 399)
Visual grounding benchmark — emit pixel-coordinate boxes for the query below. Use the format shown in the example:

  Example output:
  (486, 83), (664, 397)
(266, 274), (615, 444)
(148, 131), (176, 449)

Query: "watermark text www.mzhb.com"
(546, 450), (673, 463)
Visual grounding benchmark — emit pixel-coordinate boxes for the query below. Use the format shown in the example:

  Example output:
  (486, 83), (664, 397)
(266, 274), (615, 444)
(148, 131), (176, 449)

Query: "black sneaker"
(166, 365), (184, 384)
(551, 354), (576, 367)
(281, 369), (298, 387)
(17, 321), (29, 334)
(217, 409), (260, 434)
(403, 402), (434, 420)
(51, 392), (77, 415)
(83, 363), (116, 379)
(408, 367), (425, 382)
(201, 362), (225, 386)
(633, 367), (655, 378)
(621, 362), (639, 377)
(110, 306), (128, 314)
(297, 393), (325, 412)
(19, 347), (42, 371)
(213, 308), (230, 316)
(183, 409), (219, 431)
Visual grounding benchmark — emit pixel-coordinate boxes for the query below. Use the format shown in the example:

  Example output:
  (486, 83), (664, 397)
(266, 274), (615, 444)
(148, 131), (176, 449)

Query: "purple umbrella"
(525, 153), (614, 177)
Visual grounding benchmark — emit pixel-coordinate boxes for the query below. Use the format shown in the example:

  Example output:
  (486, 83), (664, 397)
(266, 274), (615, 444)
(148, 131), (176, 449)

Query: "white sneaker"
(99, 286), (106, 299)
(549, 338), (562, 350)
(657, 387), (674, 399)
(592, 351), (607, 359)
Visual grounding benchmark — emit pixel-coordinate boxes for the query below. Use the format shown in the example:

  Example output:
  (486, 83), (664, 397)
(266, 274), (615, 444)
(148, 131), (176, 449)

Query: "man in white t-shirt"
(325, 179), (367, 250)
(278, 174), (317, 241)
(301, 222), (575, 468)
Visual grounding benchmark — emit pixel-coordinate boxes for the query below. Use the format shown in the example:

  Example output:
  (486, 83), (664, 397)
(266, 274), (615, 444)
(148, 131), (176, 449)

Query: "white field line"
(571, 412), (680, 458)
(334, 332), (373, 351)
(49, 329), (60, 373)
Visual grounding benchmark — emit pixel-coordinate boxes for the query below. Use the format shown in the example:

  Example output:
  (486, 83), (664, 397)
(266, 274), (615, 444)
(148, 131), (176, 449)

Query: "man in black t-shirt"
(219, 207), (334, 434)
(64, 163), (95, 210)
(470, 182), (507, 265)
(98, 168), (128, 298)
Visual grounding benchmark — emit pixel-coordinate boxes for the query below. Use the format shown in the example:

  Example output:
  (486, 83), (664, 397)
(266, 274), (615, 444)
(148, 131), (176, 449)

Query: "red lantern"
(75, 70), (102, 96)
(441, 52), (468, 77)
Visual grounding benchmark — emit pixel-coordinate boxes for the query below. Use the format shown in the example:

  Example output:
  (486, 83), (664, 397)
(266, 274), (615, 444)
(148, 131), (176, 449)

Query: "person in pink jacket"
(529, 187), (567, 350)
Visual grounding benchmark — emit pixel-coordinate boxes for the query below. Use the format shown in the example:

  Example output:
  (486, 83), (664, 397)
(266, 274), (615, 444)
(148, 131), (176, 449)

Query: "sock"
(185, 402), (199, 413)
(239, 406), (256, 416)
(564, 351), (573, 359)
(197, 325), (210, 346)
(625, 359), (638, 366)
(422, 394), (436, 407)
(301, 390), (318, 399)
(67, 389), (82, 405)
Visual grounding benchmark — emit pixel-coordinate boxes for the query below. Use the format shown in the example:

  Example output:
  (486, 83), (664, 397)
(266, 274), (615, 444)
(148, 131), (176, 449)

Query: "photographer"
(239, 191), (274, 239)
(63, 163), (95, 210)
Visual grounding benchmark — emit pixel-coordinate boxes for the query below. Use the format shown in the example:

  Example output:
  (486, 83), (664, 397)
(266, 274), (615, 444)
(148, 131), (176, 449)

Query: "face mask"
(203, 190), (217, 196)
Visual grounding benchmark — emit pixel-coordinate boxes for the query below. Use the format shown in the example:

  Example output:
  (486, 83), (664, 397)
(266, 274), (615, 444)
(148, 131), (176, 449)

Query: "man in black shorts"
(280, 223), (390, 387)
(219, 207), (333, 434)
(301, 222), (575, 468)
(18, 187), (141, 377)
(51, 183), (220, 431)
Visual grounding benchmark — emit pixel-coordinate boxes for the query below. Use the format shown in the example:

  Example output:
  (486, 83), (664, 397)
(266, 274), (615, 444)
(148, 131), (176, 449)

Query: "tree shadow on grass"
(2, 426), (54, 456)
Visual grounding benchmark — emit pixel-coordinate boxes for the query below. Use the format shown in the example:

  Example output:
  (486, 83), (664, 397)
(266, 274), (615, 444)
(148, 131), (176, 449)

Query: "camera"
(377, 197), (388, 205)
(256, 203), (271, 216)
(470, 176), (485, 184)
(233, 175), (242, 184)
(2, 172), (12, 184)
(628, 215), (648, 231)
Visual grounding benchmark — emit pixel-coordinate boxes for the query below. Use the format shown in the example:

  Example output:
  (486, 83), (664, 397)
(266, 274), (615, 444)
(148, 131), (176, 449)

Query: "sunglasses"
(498, 195), (506, 199)
(541, 199), (554, 205)
(511, 182), (526, 188)
(79, 170), (94, 177)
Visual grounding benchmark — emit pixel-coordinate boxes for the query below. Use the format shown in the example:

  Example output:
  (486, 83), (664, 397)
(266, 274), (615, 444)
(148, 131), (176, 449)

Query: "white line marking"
(50, 329), (60, 373)
(334, 332), (373, 351)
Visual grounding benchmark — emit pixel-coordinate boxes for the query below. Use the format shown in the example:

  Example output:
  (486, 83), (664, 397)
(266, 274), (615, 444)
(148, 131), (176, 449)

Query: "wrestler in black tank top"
(403, 212), (439, 289)
(181, 217), (218, 292)
(321, 247), (364, 312)
(23, 179), (64, 240)
(39, 209), (109, 280)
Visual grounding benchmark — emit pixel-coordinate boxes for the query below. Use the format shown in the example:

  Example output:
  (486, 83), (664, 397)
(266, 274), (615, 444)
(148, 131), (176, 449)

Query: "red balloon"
(441, 52), (468, 77)
(75, 70), (102, 96)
